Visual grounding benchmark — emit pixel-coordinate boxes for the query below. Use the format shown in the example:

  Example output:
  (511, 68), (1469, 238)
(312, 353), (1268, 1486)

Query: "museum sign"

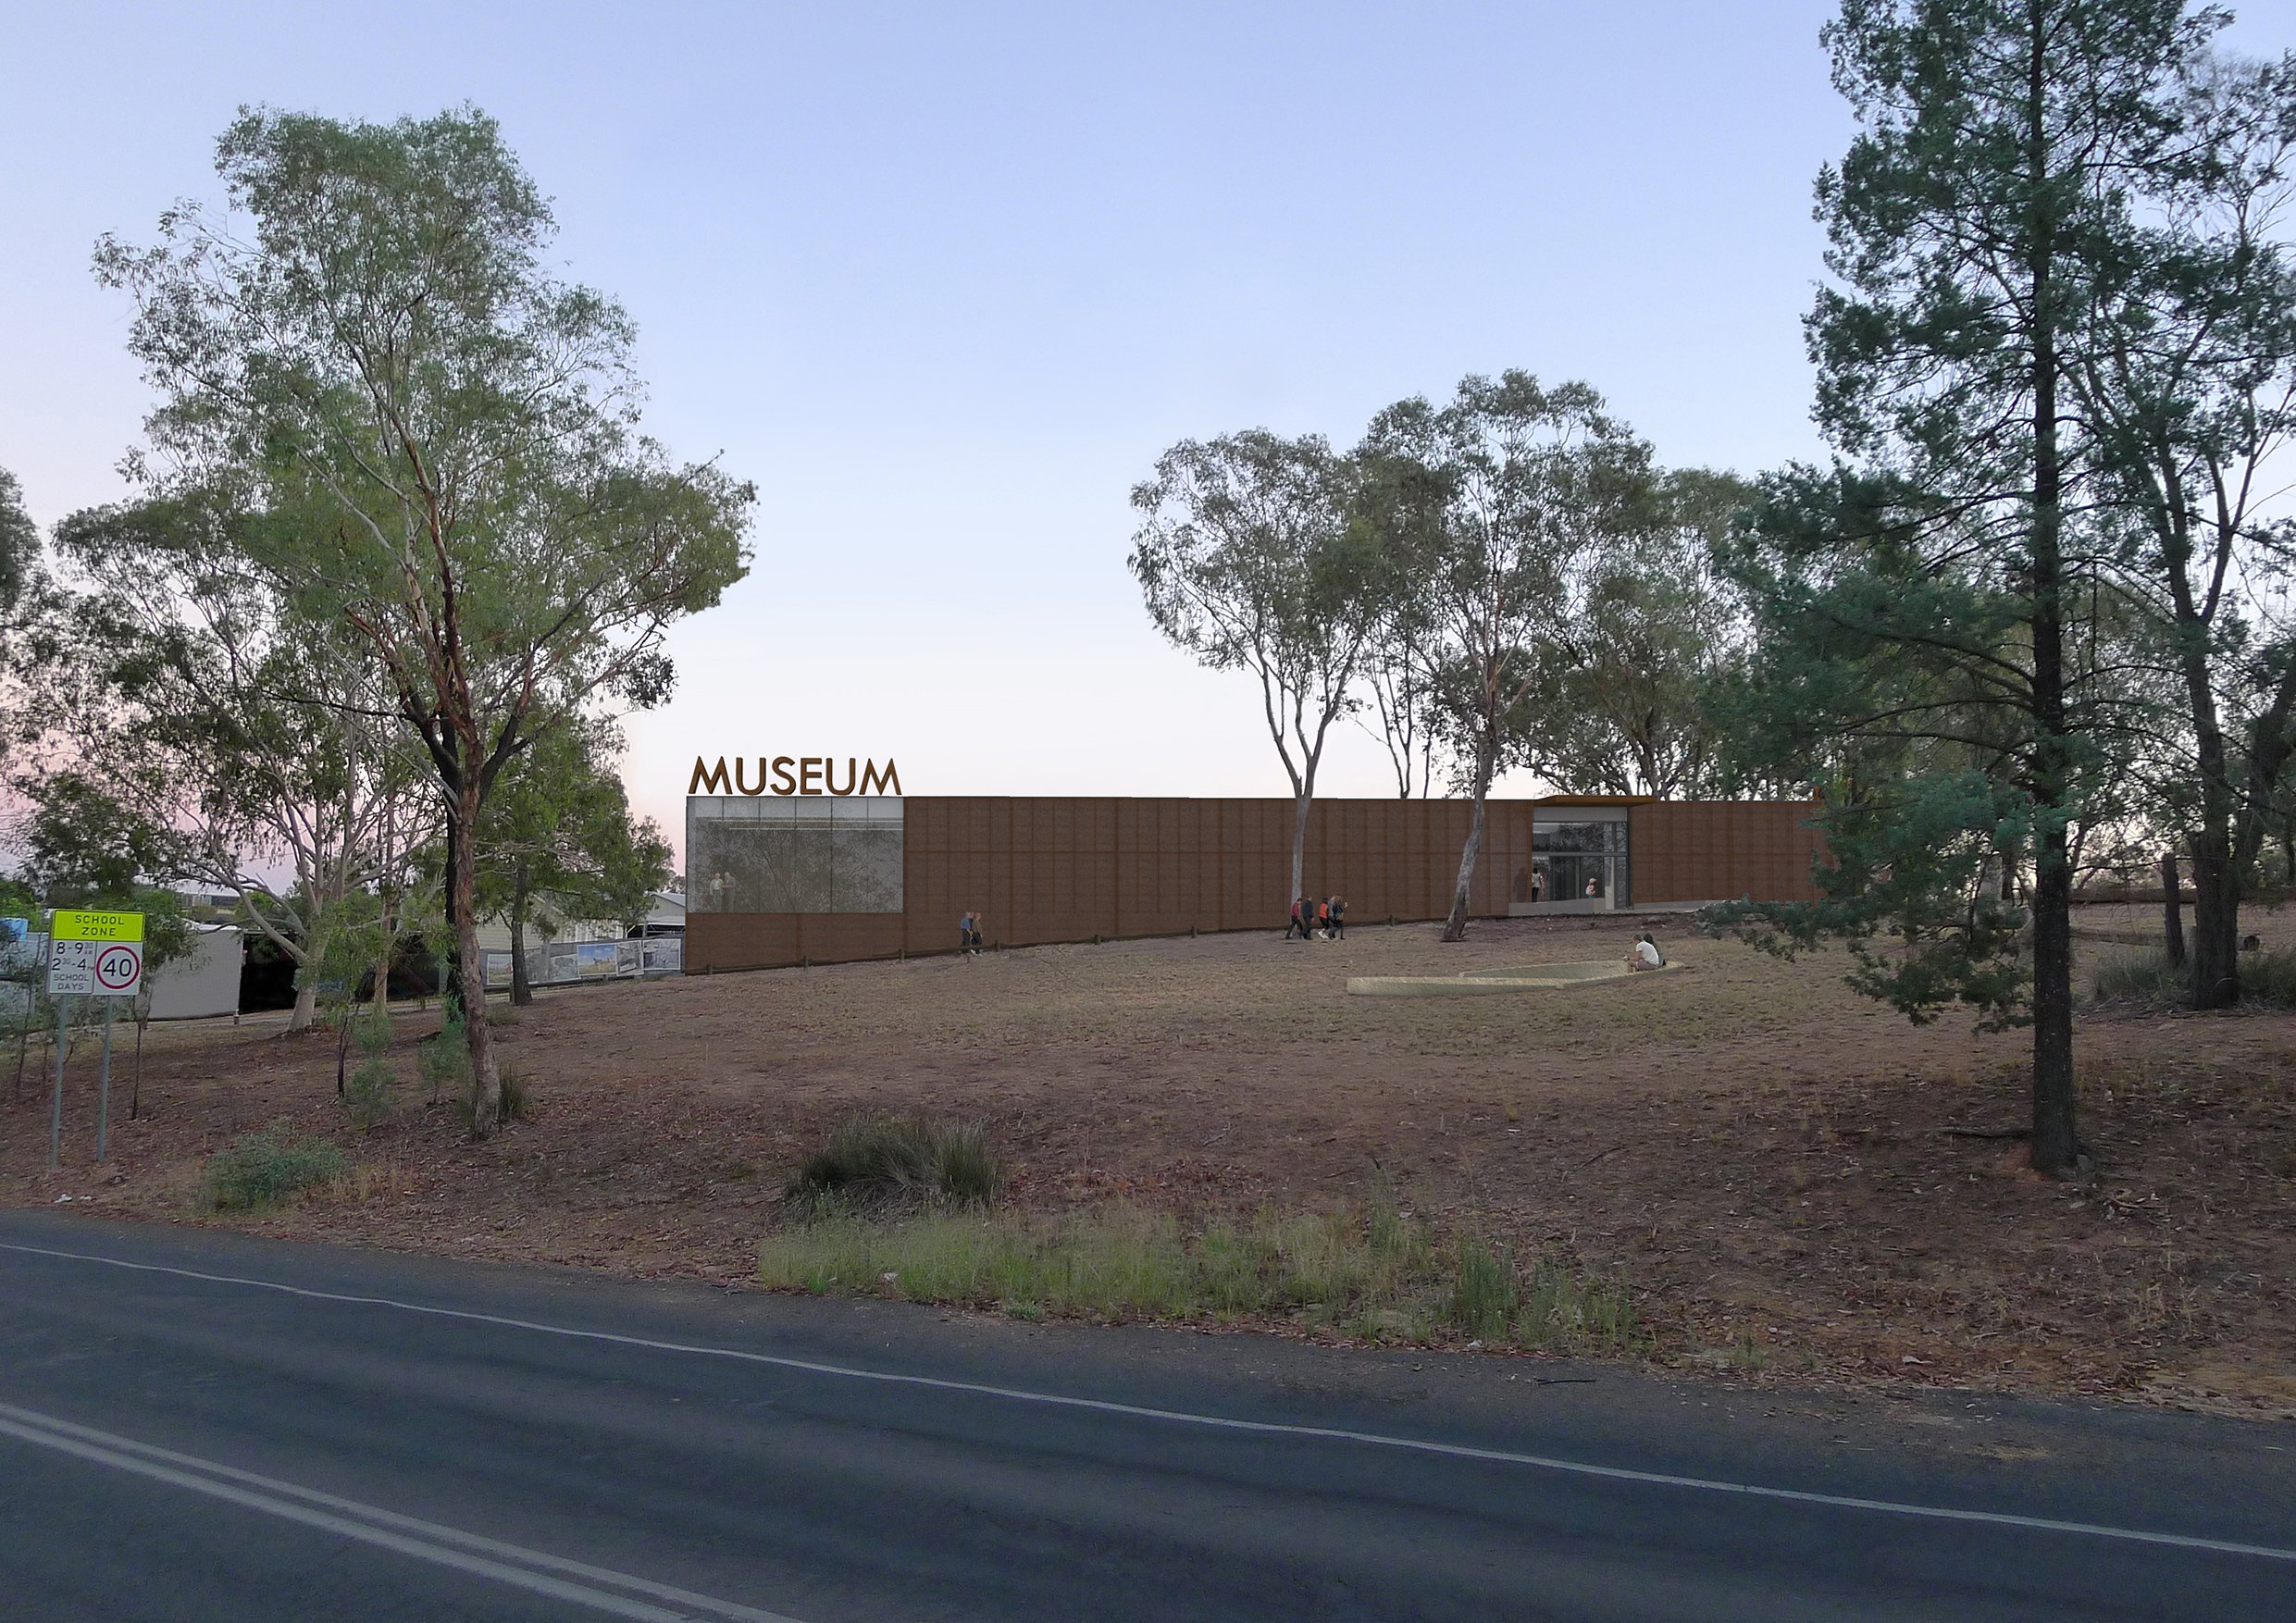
(688, 755), (901, 797)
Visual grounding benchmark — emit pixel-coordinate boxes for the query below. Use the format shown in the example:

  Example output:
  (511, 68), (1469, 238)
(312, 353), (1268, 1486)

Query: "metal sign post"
(46, 911), (144, 1170)
(49, 994), (67, 1171)
(97, 998), (116, 1164)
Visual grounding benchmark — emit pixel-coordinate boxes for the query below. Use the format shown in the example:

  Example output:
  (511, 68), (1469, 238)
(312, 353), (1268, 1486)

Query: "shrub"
(418, 1013), (471, 1100)
(341, 1015), (394, 1131)
(202, 1126), (347, 1212)
(2091, 944), (2296, 1009)
(787, 1115), (1004, 1210)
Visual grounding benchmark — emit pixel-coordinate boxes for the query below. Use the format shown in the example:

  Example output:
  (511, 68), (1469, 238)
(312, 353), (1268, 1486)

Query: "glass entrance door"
(1530, 818), (1630, 907)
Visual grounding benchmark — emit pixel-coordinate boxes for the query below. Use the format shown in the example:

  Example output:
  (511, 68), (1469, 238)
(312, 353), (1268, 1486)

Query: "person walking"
(1314, 897), (1334, 940)
(960, 911), (984, 956)
(1329, 895), (1347, 940)
(1285, 898), (1308, 940)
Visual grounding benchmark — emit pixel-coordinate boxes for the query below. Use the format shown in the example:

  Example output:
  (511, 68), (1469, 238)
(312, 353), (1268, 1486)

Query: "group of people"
(1285, 895), (1347, 941)
(958, 911), (986, 956)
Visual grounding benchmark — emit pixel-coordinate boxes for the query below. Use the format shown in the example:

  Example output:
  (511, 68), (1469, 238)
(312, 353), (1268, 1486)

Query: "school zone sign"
(689, 756), (902, 797)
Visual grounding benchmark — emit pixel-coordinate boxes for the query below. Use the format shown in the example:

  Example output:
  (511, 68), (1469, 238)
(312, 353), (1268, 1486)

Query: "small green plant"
(1446, 1236), (1520, 1341)
(202, 1126), (348, 1212)
(341, 1015), (394, 1131)
(418, 1012), (470, 1100)
(787, 1115), (1004, 1210)
(758, 1201), (1646, 1357)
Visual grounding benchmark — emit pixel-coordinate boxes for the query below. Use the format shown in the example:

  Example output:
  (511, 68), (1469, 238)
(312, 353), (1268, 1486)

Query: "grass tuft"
(786, 1115), (1004, 1210)
(2091, 945), (2296, 1009)
(201, 1126), (348, 1212)
(758, 1199), (1645, 1357)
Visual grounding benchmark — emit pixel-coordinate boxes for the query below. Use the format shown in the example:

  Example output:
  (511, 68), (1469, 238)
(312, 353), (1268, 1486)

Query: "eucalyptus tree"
(1359, 372), (1650, 940)
(1355, 538), (1446, 799)
(26, 494), (439, 1028)
(1129, 430), (1380, 909)
(2072, 49), (2296, 1009)
(1526, 469), (1753, 798)
(1717, 0), (2228, 1176)
(97, 106), (753, 1134)
(476, 720), (670, 1006)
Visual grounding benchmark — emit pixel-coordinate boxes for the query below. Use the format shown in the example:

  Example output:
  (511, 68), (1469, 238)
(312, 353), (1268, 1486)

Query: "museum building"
(681, 786), (1821, 973)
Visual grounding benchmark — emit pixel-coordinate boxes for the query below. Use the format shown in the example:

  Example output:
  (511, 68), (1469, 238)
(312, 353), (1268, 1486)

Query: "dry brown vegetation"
(6, 905), (2292, 1414)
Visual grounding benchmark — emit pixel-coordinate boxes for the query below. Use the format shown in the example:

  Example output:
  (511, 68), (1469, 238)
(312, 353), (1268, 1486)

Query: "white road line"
(0, 1400), (802, 1622)
(0, 1406), (806, 1622)
(5, 1235), (2293, 1567)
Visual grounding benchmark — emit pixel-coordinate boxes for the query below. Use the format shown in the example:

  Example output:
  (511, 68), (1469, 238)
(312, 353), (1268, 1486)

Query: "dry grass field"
(6, 906), (2292, 1413)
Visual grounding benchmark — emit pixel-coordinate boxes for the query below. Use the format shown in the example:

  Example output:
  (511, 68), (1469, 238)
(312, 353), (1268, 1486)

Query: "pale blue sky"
(8, 1), (2292, 857)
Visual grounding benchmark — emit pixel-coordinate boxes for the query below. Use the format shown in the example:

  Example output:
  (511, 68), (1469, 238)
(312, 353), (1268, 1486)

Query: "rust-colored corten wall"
(684, 796), (1819, 973)
(1627, 799), (1822, 905)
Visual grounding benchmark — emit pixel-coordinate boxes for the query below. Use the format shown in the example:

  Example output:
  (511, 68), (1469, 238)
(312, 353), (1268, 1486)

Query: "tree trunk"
(1442, 746), (1495, 943)
(2160, 853), (2185, 970)
(510, 902), (532, 1008)
(2023, 29), (2078, 1179)
(452, 782), (503, 1136)
(441, 815), (465, 1023)
(1288, 788), (1311, 923)
(289, 978), (317, 1032)
(2188, 836), (2240, 1010)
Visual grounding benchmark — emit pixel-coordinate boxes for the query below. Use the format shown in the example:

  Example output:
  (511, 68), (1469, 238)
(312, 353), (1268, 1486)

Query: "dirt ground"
(6, 906), (2293, 1415)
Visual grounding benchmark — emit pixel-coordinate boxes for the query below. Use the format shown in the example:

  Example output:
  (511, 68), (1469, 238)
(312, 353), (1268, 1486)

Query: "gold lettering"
(771, 756), (797, 795)
(689, 756), (732, 795)
(826, 756), (856, 796)
(800, 757), (824, 794)
(860, 758), (901, 796)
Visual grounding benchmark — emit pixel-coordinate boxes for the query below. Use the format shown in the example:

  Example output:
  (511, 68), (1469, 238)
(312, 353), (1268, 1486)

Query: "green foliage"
(201, 1126), (347, 1212)
(1358, 372), (1655, 800)
(1705, 769), (2031, 1029)
(95, 104), (753, 1135)
(0, 873), (37, 919)
(787, 1115), (1004, 1210)
(418, 1012), (471, 1099)
(758, 1200), (1645, 1356)
(0, 466), (32, 614)
(341, 1014), (394, 1131)
(476, 719), (669, 952)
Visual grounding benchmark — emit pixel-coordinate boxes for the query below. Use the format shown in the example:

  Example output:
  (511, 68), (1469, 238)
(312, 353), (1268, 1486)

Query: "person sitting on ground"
(1625, 932), (1665, 972)
(1285, 898), (1308, 940)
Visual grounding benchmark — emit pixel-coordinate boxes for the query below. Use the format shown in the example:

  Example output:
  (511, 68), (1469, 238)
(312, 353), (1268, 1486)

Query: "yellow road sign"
(50, 910), (144, 943)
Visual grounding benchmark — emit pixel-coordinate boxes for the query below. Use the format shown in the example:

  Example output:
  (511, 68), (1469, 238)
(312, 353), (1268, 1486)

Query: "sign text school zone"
(689, 756), (901, 797)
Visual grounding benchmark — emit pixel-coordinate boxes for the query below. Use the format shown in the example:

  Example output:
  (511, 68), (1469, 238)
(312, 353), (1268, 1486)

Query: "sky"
(7, 0), (2294, 864)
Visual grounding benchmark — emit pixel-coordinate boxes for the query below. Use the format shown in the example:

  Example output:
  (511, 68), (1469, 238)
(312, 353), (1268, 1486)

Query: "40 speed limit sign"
(46, 911), (145, 998)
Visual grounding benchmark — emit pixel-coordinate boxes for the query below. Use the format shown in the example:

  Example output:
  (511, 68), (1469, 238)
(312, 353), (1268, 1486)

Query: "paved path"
(0, 1210), (2290, 1620)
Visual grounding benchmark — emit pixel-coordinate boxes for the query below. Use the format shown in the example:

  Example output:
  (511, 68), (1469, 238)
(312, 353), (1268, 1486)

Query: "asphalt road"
(0, 1211), (2290, 1621)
